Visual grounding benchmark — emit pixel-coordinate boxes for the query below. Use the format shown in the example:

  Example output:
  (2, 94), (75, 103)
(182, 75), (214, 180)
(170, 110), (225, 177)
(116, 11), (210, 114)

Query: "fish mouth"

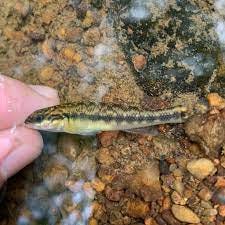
(24, 122), (40, 130)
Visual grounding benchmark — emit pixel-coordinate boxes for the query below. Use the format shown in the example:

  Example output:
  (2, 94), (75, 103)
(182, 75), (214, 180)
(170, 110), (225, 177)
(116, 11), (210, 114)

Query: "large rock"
(112, 0), (225, 98)
(185, 109), (225, 156)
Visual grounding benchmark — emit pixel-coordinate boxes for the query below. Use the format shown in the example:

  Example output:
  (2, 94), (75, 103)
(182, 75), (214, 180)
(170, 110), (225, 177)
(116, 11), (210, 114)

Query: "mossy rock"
(112, 0), (225, 98)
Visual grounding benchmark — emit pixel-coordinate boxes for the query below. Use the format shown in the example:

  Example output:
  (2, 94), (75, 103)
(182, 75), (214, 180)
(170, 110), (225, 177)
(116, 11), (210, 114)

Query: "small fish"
(25, 102), (187, 135)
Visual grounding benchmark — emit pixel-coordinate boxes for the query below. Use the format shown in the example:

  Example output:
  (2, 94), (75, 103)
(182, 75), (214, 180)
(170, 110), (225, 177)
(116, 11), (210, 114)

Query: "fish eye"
(35, 115), (43, 123)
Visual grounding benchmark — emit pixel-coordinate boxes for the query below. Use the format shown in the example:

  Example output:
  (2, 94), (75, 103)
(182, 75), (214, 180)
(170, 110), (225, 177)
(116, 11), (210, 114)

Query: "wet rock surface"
(112, 0), (225, 98)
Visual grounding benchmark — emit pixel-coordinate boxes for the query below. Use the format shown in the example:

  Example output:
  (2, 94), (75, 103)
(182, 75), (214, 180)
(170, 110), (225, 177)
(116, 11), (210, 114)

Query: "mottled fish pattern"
(25, 102), (187, 135)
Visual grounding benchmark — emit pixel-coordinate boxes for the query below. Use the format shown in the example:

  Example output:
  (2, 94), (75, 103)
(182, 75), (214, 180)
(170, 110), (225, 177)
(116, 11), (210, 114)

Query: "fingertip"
(0, 127), (43, 183)
(29, 85), (60, 104)
(0, 75), (60, 129)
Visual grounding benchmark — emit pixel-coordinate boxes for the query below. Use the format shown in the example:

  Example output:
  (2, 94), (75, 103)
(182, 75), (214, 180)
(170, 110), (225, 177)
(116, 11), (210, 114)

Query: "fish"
(24, 102), (187, 135)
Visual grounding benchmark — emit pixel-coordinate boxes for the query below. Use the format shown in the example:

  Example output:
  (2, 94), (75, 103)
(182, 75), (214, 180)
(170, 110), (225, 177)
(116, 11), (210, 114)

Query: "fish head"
(25, 106), (66, 132)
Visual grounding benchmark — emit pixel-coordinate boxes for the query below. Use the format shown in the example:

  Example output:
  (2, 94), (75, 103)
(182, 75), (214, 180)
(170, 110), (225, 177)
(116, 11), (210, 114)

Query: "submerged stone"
(112, 0), (225, 98)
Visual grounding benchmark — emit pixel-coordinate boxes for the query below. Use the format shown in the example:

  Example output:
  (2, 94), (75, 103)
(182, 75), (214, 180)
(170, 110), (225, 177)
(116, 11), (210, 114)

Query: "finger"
(0, 126), (43, 186)
(0, 74), (60, 130)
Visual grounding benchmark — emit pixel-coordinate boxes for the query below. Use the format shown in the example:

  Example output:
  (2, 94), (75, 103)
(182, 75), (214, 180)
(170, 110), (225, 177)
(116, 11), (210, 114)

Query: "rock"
(61, 47), (82, 63)
(145, 217), (159, 225)
(198, 187), (213, 201)
(221, 156), (225, 168)
(83, 182), (95, 199)
(56, 27), (83, 42)
(202, 208), (218, 216)
(112, 1), (224, 98)
(161, 210), (180, 225)
(124, 199), (150, 219)
(91, 178), (105, 192)
(97, 148), (115, 166)
(212, 188), (225, 204)
(14, 0), (30, 18)
(171, 205), (200, 224)
(98, 131), (119, 147)
(152, 136), (181, 159)
(207, 93), (225, 109)
(218, 205), (225, 217)
(89, 218), (98, 225)
(172, 180), (184, 195)
(83, 27), (101, 46)
(215, 177), (225, 188)
(162, 197), (171, 211)
(82, 10), (95, 28)
(185, 110), (225, 155)
(129, 160), (162, 201)
(132, 54), (147, 71)
(58, 134), (81, 161)
(105, 186), (124, 201)
(42, 39), (56, 60)
(171, 191), (187, 205)
(186, 158), (215, 180)
(43, 162), (68, 192)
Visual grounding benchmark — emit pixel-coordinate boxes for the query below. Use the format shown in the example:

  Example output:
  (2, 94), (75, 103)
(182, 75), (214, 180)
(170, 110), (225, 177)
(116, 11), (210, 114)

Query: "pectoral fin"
(123, 127), (159, 136)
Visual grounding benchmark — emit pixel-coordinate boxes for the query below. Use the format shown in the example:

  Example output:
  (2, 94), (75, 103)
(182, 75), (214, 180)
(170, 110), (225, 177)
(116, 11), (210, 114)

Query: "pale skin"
(0, 74), (59, 187)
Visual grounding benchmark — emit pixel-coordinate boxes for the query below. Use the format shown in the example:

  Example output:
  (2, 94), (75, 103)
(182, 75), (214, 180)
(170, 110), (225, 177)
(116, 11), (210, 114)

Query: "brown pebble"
(43, 163), (68, 192)
(185, 110), (225, 156)
(14, 0), (30, 18)
(129, 160), (162, 201)
(98, 131), (119, 147)
(105, 186), (124, 201)
(132, 54), (147, 71)
(207, 93), (225, 109)
(218, 205), (225, 217)
(145, 217), (159, 225)
(39, 66), (55, 82)
(171, 191), (186, 205)
(171, 205), (200, 224)
(97, 148), (114, 166)
(58, 134), (81, 161)
(124, 199), (150, 219)
(221, 156), (225, 168)
(91, 178), (105, 192)
(4, 27), (26, 41)
(162, 196), (171, 210)
(89, 218), (98, 225)
(42, 39), (56, 59)
(91, 201), (104, 219)
(215, 176), (225, 188)
(97, 167), (115, 184)
(198, 187), (212, 201)
(62, 47), (82, 63)
(42, 9), (57, 25)
(56, 27), (83, 42)
(162, 209), (180, 225)
(82, 10), (95, 28)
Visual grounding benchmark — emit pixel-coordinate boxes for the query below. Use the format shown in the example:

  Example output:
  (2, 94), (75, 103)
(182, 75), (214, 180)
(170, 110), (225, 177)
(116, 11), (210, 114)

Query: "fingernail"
(29, 85), (59, 101)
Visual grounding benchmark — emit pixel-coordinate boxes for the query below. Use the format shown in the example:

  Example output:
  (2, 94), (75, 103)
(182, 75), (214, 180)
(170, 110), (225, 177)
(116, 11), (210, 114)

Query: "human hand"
(0, 74), (59, 186)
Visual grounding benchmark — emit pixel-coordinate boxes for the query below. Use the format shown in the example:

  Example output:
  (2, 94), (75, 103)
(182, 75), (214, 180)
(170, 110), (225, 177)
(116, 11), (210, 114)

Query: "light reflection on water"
(16, 133), (97, 225)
